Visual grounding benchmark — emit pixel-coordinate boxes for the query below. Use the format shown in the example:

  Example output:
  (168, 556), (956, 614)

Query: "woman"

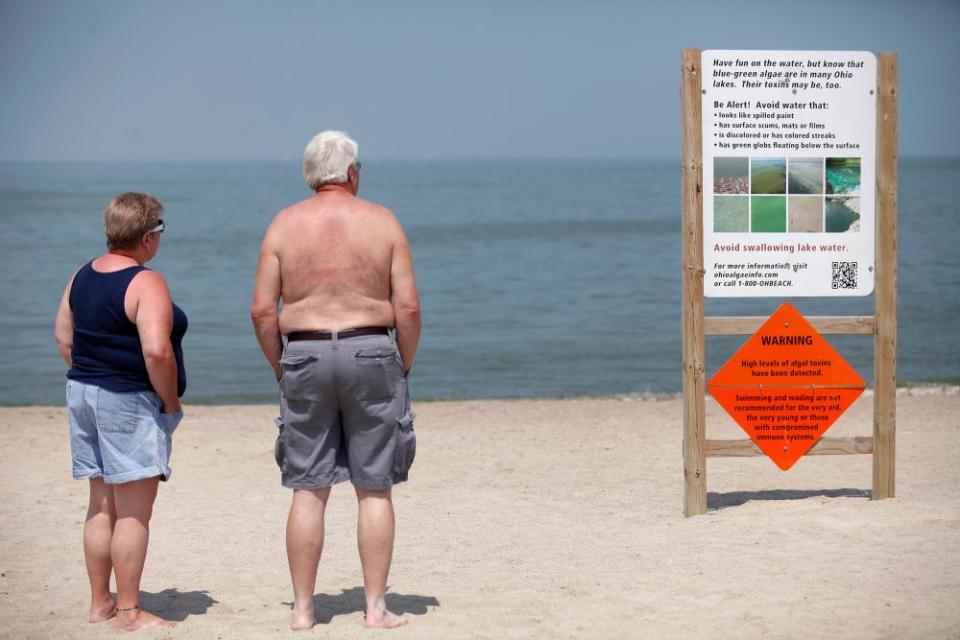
(53, 192), (187, 631)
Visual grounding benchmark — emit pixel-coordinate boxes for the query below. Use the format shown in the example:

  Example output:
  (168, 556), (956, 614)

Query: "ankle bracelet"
(116, 605), (139, 612)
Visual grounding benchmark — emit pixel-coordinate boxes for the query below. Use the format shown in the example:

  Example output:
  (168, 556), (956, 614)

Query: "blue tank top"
(67, 260), (188, 396)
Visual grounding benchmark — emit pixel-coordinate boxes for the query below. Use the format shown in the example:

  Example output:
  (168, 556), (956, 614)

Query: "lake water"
(1, 158), (957, 404)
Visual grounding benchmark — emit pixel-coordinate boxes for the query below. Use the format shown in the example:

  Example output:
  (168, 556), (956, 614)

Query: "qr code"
(832, 261), (858, 289)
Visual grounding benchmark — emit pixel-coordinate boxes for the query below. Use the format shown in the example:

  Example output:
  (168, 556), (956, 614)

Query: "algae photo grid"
(711, 156), (860, 233)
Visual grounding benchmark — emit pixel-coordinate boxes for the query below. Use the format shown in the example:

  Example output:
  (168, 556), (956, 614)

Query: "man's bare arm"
(390, 226), (421, 374)
(251, 228), (284, 380)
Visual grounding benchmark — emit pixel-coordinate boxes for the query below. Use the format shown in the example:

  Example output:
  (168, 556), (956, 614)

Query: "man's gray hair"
(303, 130), (359, 190)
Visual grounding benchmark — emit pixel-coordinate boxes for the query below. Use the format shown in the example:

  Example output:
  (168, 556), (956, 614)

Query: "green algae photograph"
(825, 157), (861, 195)
(714, 157), (749, 194)
(750, 195), (786, 232)
(713, 196), (749, 232)
(750, 157), (786, 194)
(788, 157), (823, 194)
(788, 195), (823, 232)
(825, 196), (861, 232)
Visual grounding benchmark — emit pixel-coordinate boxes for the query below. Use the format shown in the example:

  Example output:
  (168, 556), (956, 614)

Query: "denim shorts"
(275, 332), (415, 490)
(66, 379), (182, 484)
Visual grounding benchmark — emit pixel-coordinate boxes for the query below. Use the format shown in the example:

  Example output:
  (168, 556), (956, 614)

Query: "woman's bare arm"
(130, 271), (181, 413)
(53, 273), (77, 367)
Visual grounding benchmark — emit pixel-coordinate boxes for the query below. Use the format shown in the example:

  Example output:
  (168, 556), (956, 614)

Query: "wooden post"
(873, 52), (898, 499)
(681, 49), (706, 516)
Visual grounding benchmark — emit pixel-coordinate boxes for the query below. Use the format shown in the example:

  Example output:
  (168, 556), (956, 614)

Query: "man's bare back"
(270, 188), (399, 333)
(252, 174), (420, 380)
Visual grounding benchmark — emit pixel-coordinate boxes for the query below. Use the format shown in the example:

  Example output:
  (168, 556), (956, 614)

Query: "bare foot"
(290, 607), (316, 631)
(113, 608), (176, 632)
(88, 598), (116, 623)
(363, 609), (408, 629)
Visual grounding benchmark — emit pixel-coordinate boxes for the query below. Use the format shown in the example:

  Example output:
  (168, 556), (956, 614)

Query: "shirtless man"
(251, 131), (421, 631)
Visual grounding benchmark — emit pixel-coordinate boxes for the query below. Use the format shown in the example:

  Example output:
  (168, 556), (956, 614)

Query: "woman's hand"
(162, 401), (183, 414)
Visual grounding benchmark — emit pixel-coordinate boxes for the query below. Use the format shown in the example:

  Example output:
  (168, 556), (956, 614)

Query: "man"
(251, 130), (421, 631)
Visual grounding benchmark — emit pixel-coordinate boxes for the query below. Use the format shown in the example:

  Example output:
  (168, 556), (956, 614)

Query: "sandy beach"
(1, 389), (958, 639)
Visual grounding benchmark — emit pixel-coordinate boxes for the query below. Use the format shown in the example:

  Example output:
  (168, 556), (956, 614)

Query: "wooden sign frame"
(680, 49), (898, 517)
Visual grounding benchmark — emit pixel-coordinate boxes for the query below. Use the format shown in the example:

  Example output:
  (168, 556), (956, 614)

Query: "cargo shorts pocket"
(273, 416), (286, 470)
(280, 353), (318, 387)
(279, 353), (319, 416)
(392, 412), (416, 481)
(355, 348), (403, 402)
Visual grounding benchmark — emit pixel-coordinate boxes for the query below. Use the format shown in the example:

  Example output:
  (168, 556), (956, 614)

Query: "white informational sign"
(702, 50), (876, 297)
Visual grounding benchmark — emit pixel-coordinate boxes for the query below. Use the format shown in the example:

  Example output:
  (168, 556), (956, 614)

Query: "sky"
(1, 0), (958, 161)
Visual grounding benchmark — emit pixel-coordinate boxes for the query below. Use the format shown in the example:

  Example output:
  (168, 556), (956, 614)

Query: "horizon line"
(1, 154), (958, 164)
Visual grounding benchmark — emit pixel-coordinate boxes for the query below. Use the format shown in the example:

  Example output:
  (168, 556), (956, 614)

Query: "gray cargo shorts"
(275, 331), (415, 490)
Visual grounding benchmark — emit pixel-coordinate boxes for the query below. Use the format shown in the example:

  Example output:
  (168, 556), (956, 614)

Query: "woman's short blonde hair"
(103, 192), (164, 251)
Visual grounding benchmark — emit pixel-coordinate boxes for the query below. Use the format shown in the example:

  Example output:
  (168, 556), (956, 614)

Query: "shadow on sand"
(708, 488), (871, 511)
(139, 588), (219, 621)
(283, 587), (439, 624)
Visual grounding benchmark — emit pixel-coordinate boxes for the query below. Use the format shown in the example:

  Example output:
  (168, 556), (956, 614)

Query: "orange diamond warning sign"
(707, 303), (866, 470)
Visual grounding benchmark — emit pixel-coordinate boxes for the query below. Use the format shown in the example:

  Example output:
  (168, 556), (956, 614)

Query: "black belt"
(286, 326), (391, 342)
